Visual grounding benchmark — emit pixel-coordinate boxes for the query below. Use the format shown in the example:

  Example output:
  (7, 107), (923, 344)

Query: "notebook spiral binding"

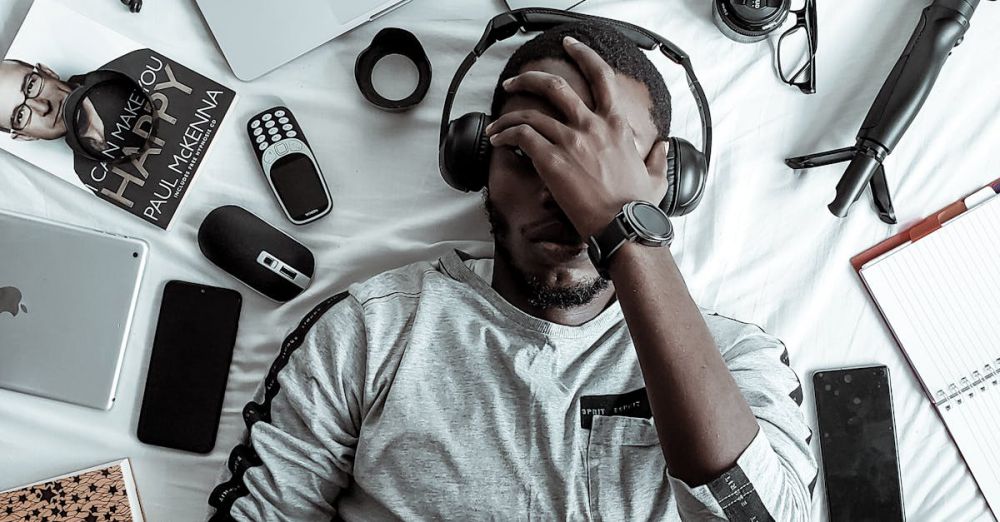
(935, 359), (1000, 410)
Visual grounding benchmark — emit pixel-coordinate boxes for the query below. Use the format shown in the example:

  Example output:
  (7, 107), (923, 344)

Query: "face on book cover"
(0, 59), (105, 148)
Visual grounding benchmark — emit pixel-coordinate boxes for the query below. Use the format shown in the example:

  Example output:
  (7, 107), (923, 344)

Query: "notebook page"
(861, 195), (1000, 516)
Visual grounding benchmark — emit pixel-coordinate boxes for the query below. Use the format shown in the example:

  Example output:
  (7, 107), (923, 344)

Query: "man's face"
(486, 57), (661, 305)
(0, 61), (71, 141)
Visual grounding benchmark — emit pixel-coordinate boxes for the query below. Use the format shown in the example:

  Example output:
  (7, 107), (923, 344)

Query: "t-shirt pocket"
(586, 415), (671, 521)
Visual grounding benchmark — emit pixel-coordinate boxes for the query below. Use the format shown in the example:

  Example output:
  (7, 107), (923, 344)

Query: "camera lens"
(713, 0), (790, 44)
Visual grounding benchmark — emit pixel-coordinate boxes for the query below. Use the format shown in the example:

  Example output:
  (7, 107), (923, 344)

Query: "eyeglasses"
(776, 0), (817, 94)
(10, 67), (44, 133)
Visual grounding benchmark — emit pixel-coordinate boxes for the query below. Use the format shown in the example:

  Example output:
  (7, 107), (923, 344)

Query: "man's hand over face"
(486, 36), (668, 239)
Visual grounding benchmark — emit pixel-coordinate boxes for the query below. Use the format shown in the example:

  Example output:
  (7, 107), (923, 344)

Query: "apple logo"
(0, 286), (28, 317)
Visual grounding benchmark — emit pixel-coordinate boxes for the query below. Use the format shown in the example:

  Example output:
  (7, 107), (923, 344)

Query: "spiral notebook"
(855, 181), (1000, 517)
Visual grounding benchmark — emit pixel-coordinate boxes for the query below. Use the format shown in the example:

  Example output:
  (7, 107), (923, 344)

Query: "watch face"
(628, 202), (671, 239)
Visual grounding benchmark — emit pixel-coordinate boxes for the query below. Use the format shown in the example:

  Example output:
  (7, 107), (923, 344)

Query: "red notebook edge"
(851, 176), (1000, 272)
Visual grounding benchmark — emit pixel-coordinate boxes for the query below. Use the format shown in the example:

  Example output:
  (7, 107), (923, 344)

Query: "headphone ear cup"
(439, 112), (492, 192)
(660, 137), (708, 217)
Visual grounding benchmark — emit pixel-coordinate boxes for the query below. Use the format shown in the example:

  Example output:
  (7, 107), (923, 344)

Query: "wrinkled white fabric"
(1, 0), (997, 520)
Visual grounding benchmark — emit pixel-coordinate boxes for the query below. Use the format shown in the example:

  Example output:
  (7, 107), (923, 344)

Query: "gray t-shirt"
(209, 251), (817, 521)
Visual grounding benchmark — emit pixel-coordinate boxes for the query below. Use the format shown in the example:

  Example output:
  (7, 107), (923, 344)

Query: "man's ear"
(36, 63), (60, 80)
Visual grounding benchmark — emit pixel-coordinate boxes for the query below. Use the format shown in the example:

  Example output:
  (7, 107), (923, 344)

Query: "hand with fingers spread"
(485, 36), (669, 240)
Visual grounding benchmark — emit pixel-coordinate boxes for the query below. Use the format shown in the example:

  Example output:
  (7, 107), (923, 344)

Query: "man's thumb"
(645, 140), (669, 178)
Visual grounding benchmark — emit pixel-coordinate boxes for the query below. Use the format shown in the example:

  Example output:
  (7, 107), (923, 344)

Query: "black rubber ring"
(355, 28), (432, 112)
(63, 69), (159, 163)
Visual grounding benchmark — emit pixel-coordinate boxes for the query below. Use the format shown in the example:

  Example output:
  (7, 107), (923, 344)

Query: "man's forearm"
(608, 242), (760, 486)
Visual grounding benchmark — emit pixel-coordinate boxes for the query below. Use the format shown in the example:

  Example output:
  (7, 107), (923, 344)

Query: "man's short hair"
(490, 21), (672, 141)
(0, 58), (34, 133)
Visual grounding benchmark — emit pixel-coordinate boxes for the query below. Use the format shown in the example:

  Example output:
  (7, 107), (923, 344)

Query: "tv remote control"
(246, 106), (332, 225)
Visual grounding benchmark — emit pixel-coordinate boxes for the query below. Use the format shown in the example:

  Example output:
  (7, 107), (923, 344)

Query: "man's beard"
(484, 191), (609, 310)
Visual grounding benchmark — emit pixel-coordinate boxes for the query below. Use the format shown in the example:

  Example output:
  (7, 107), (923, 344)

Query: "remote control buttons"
(287, 131), (297, 138)
(265, 121), (275, 129)
(253, 128), (263, 136)
(258, 142), (268, 151)
(268, 128), (279, 135)
(282, 124), (293, 131)
(251, 120), (260, 129)
(289, 141), (303, 152)
(262, 114), (272, 122)
(271, 135), (280, 142)
(276, 143), (288, 155)
(256, 135), (266, 144)
(275, 110), (286, 117)
(278, 117), (289, 124)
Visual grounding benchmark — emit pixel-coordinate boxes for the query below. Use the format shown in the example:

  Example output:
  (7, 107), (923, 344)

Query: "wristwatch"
(587, 201), (674, 273)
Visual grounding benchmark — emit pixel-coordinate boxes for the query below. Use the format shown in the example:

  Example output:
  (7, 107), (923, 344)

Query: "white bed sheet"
(1, 0), (998, 520)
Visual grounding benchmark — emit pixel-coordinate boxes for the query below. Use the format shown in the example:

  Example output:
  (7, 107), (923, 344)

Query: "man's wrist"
(606, 241), (670, 277)
(588, 201), (673, 275)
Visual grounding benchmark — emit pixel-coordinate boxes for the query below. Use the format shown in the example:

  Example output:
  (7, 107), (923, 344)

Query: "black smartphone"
(813, 365), (905, 522)
(137, 281), (242, 453)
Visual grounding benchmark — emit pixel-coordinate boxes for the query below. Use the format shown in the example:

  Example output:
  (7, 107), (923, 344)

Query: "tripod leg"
(785, 146), (858, 169)
(869, 165), (897, 225)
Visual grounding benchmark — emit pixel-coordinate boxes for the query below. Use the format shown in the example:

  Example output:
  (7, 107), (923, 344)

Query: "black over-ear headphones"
(63, 69), (159, 164)
(439, 8), (713, 217)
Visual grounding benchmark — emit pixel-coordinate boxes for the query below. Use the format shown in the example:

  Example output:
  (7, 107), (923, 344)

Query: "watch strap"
(587, 202), (674, 274)
(587, 211), (632, 274)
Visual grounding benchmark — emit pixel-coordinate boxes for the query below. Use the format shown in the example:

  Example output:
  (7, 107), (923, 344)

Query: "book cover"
(0, 459), (144, 522)
(0, 0), (236, 230)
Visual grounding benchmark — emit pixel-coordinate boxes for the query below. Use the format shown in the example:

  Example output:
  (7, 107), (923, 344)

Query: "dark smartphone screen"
(814, 365), (904, 521)
(270, 154), (329, 221)
(137, 281), (242, 453)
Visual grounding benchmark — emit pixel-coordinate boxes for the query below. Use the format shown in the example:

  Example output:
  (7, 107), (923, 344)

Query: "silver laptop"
(0, 210), (147, 410)
(195, 0), (413, 81)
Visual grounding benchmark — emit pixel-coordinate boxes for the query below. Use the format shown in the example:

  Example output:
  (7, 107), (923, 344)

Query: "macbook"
(0, 210), (147, 410)
(195, 0), (412, 81)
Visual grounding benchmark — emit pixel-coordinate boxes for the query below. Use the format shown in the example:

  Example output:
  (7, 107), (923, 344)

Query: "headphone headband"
(439, 8), (712, 167)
